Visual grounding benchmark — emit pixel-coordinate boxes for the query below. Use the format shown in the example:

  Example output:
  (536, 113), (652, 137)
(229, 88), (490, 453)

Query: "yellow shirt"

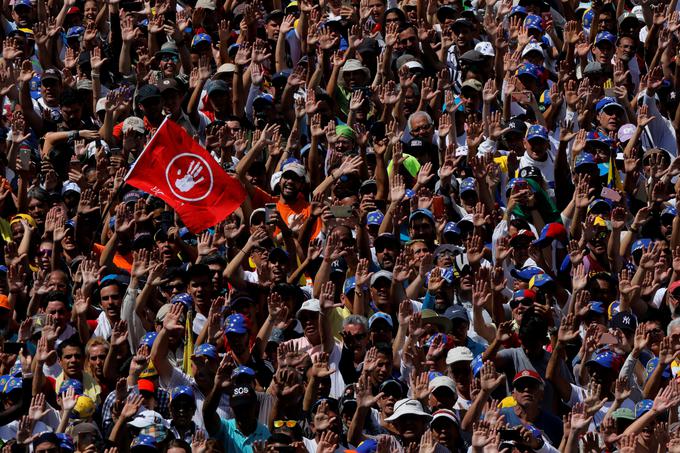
(55, 371), (101, 406)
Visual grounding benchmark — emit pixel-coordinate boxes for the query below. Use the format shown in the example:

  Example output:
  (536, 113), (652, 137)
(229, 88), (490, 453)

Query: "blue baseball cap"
(596, 97), (624, 113)
(9, 362), (21, 377)
(66, 26), (84, 39)
(459, 177), (476, 195)
(586, 349), (621, 371)
(443, 222), (461, 236)
(355, 439), (378, 453)
(405, 189), (416, 199)
(170, 293), (193, 309)
(635, 399), (654, 418)
(171, 385), (195, 401)
(13, 0), (31, 8)
(253, 93), (275, 109)
(526, 124), (548, 141)
(662, 205), (677, 221)
(529, 272), (554, 288)
(0, 375), (10, 391)
(140, 331), (158, 348)
(524, 14), (543, 32)
(631, 238), (652, 255)
(225, 313), (248, 335)
(510, 265), (544, 281)
(589, 301), (606, 314)
(509, 5), (527, 16)
(131, 434), (157, 450)
(409, 208), (435, 223)
(231, 365), (256, 378)
(193, 343), (218, 359)
(191, 33), (212, 48)
(588, 198), (613, 215)
(506, 177), (534, 195)
(517, 62), (541, 79)
(59, 378), (84, 396)
(3, 376), (21, 394)
(574, 152), (597, 169)
(368, 312), (393, 329)
(425, 333), (448, 348)
(56, 433), (75, 453)
(367, 210), (384, 226)
(594, 31), (616, 46)
(343, 276), (356, 296)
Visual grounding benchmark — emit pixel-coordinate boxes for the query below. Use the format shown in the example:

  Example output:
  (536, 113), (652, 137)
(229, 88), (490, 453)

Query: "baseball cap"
(461, 79), (483, 92)
(368, 312), (393, 330)
(281, 161), (307, 179)
(584, 61), (613, 76)
(511, 265), (544, 281)
(612, 407), (636, 421)
(66, 26), (84, 39)
(136, 84), (161, 104)
(594, 31), (616, 46)
(139, 331), (158, 348)
(443, 222), (461, 237)
(206, 80), (229, 96)
(526, 124), (548, 141)
(225, 313), (249, 334)
(434, 244), (464, 261)
(589, 301), (606, 314)
(512, 369), (543, 386)
(459, 177), (476, 195)
(523, 14), (543, 32)
(522, 42), (545, 58)
(574, 153), (597, 170)
(41, 68), (61, 82)
(130, 434), (157, 450)
(366, 210), (384, 226)
(409, 208), (435, 223)
(431, 409), (459, 427)
(370, 270), (393, 287)
(460, 50), (485, 64)
(191, 33), (212, 48)
(596, 96), (624, 113)
(231, 366), (256, 379)
(443, 304), (469, 323)
(429, 376), (457, 397)
(509, 229), (536, 246)
(59, 378), (84, 396)
(474, 41), (495, 57)
(123, 116), (146, 135)
(170, 385), (195, 402)
(296, 298), (321, 318)
(635, 399), (654, 418)
(610, 311), (637, 334)
(157, 78), (181, 94)
(193, 343), (218, 359)
(421, 309), (453, 332)
(138, 379), (155, 394)
(586, 349), (622, 372)
(446, 346), (474, 364)
(230, 385), (257, 407)
(618, 123), (637, 143)
(532, 222), (567, 247)
(170, 292), (193, 310)
(128, 410), (166, 428)
(156, 41), (180, 57)
(528, 273), (554, 289)
(517, 62), (541, 79)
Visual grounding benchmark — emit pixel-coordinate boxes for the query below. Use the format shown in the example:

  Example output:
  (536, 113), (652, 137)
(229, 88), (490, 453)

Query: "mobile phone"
(600, 187), (622, 203)
(32, 313), (46, 328)
(330, 205), (353, 218)
(2, 342), (24, 355)
(513, 180), (529, 193)
(500, 429), (523, 442)
(19, 147), (30, 171)
(264, 203), (277, 224)
(511, 91), (532, 104)
(432, 196), (445, 218)
(599, 332), (619, 345)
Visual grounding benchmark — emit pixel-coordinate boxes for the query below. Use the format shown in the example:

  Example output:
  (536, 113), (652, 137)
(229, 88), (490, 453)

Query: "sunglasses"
(510, 298), (533, 309)
(160, 55), (179, 63)
(273, 420), (298, 428)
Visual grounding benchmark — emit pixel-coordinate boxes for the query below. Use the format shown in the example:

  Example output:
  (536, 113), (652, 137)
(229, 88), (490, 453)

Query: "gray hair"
(343, 314), (369, 330)
(407, 111), (433, 131)
(668, 317), (680, 336)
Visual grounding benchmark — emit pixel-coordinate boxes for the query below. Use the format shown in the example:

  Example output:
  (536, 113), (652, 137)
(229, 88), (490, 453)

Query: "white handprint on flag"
(175, 160), (205, 192)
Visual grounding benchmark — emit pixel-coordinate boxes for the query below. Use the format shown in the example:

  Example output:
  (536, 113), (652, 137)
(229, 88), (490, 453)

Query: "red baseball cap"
(512, 369), (543, 386)
(138, 379), (155, 394)
(669, 280), (680, 295)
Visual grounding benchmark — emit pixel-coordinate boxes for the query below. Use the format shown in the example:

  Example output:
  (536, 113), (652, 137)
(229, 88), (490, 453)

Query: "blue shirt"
(215, 418), (270, 453)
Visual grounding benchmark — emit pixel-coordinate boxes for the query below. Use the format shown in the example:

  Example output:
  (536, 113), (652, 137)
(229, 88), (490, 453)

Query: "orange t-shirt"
(91, 243), (133, 273)
(250, 187), (322, 239)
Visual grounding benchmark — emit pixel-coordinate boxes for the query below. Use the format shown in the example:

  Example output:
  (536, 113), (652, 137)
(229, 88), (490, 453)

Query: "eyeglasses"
(399, 36), (417, 45)
(89, 354), (107, 361)
(344, 332), (367, 342)
(273, 420), (298, 428)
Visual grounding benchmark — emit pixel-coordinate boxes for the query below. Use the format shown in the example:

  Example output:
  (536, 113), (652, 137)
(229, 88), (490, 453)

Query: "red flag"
(125, 118), (246, 232)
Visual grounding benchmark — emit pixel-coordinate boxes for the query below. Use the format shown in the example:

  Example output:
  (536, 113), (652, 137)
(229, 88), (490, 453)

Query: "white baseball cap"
(296, 298), (320, 318)
(522, 42), (545, 58)
(474, 41), (495, 57)
(446, 346), (474, 365)
(428, 376), (457, 397)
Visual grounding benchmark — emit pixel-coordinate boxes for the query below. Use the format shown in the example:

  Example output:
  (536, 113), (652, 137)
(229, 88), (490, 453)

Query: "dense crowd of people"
(1, 0), (680, 451)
